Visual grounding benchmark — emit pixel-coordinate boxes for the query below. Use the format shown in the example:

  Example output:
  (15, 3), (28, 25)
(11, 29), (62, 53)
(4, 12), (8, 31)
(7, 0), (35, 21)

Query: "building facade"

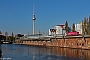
(49, 25), (66, 36)
(54, 25), (65, 35)
(48, 29), (56, 36)
(75, 23), (82, 34)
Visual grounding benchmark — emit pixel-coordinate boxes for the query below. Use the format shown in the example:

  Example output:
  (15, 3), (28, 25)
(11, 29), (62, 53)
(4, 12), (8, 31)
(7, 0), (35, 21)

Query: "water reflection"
(1, 44), (90, 60)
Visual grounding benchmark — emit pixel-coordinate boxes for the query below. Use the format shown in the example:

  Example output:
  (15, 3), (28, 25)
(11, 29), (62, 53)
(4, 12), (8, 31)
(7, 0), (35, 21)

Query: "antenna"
(32, 3), (36, 20)
(33, 3), (34, 15)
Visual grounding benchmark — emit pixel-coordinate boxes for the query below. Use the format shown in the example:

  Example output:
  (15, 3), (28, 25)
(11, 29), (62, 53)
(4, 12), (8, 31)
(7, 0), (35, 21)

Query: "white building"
(54, 25), (65, 36)
(49, 25), (66, 36)
(49, 29), (51, 35)
(48, 29), (56, 36)
(75, 23), (82, 34)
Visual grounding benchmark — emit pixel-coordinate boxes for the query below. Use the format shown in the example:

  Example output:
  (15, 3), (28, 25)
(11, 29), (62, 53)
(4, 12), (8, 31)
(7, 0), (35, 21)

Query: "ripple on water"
(1, 44), (89, 60)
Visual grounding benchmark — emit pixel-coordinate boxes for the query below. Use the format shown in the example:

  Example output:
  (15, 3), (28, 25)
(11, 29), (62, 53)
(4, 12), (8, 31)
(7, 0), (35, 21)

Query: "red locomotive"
(66, 31), (79, 36)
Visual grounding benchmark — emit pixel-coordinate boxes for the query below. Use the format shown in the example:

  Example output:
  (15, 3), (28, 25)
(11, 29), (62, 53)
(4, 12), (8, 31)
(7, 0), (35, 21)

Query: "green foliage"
(82, 20), (84, 35)
(86, 16), (90, 35)
(65, 21), (69, 32)
(82, 17), (87, 35)
(72, 23), (75, 32)
(6, 36), (15, 41)
(84, 17), (87, 28)
(65, 21), (68, 28)
(82, 16), (90, 35)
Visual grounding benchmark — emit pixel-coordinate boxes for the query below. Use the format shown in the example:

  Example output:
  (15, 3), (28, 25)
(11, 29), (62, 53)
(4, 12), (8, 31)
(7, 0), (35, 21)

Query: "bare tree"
(87, 16), (90, 35)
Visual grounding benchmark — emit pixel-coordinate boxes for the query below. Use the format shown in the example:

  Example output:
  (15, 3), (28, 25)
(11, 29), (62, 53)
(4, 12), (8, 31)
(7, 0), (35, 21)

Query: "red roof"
(56, 24), (65, 26)
(56, 24), (65, 28)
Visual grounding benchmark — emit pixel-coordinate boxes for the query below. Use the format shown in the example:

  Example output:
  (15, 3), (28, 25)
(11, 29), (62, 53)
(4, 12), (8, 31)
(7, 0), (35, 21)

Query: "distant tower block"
(5, 31), (8, 36)
(12, 32), (14, 37)
(32, 4), (36, 35)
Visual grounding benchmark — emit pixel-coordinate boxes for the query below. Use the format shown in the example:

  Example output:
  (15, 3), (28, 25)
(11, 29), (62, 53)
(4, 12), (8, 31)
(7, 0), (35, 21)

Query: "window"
(82, 43), (84, 46)
(77, 43), (78, 46)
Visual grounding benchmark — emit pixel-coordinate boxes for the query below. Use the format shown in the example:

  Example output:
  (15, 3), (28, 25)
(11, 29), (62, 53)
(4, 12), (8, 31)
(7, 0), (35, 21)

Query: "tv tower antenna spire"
(32, 3), (36, 35)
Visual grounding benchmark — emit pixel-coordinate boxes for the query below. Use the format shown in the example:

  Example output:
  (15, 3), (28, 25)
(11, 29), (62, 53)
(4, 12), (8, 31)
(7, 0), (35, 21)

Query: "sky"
(0, 0), (90, 35)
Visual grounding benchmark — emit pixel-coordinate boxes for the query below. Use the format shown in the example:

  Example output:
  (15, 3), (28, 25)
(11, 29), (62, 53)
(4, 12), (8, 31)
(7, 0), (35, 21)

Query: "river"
(1, 44), (90, 60)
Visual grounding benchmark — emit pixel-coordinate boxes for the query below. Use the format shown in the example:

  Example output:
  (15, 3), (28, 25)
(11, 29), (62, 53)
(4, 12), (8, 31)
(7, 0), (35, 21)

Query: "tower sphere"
(32, 14), (36, 20)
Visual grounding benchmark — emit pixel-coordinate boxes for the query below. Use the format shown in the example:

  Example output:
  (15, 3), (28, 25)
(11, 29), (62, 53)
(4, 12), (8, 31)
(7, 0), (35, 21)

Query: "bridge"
(16, 34), (90, 41)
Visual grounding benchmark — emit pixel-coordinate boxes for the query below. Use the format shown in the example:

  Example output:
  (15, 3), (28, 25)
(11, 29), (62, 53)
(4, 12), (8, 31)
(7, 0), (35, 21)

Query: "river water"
(1, 44), (90, 60)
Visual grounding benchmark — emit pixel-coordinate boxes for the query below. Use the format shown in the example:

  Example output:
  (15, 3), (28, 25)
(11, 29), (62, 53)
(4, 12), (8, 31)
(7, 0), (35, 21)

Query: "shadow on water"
(1, 44), (90, 60)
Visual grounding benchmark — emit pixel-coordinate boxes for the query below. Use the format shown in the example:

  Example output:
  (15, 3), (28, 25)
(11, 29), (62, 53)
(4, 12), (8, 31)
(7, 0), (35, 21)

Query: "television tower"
(32, 4), (36, 35)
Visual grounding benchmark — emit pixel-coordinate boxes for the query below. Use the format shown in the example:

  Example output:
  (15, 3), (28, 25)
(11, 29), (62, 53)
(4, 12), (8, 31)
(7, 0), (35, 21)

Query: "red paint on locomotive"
(66, 32), (79, 36)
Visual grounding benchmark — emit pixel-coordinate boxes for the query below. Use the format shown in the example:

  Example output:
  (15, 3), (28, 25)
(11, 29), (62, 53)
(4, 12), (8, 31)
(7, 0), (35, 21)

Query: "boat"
(1, 41), (13, 44)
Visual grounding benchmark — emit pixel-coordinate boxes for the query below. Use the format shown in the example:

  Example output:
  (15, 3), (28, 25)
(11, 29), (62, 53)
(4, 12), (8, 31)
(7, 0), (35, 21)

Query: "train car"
(66, 31), (79, 36)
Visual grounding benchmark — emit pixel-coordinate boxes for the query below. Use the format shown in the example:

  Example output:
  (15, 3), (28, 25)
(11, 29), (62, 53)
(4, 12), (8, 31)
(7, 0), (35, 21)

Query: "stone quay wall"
(15, 36), (90, 49)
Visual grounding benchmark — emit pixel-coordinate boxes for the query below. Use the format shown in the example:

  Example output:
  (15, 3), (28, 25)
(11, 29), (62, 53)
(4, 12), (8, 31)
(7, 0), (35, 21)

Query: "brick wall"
(15, 37), (90, 49)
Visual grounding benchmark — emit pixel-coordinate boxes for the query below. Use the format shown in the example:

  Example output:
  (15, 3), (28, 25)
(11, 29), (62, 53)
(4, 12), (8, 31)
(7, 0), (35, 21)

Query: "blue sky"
(0, 0), (90, 35)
